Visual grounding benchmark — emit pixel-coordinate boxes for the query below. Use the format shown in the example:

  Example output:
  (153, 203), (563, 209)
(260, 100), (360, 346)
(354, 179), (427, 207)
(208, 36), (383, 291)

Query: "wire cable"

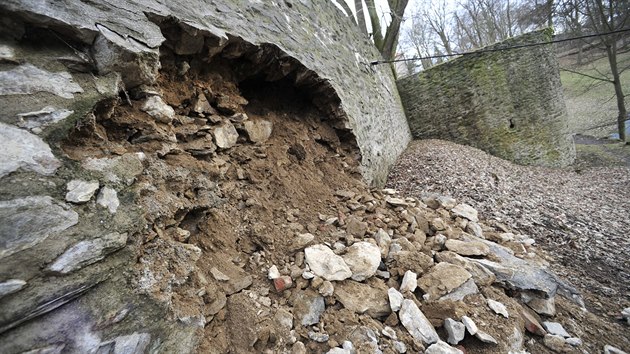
(370, 27), (630, 65)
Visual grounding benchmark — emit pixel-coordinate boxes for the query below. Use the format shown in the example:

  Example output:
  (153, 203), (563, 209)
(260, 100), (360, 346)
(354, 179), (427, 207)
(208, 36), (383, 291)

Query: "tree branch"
(337, 0), (356, 24)
(560, 67), (615, 83)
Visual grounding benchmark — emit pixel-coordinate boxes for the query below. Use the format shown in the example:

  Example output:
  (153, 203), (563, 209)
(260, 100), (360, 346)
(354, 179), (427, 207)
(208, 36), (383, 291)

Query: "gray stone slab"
(0, 64), (83, 98)
(48, 232), (128, 274)
(0, 122), (61, 178)
(0, 196), (78, 259)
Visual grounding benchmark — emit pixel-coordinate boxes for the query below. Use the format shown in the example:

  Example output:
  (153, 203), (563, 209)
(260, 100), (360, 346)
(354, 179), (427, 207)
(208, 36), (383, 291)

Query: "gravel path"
(386, 139), (630, 310)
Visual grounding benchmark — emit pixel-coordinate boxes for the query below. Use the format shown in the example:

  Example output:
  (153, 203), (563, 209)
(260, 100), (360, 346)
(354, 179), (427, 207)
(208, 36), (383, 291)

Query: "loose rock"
(96, 186), (120, 213)
(273, 276), (293, 292)
(393, 341), (407, 353)
(342, 241), (381, 281)
(521, 292), (556, 316)
(289, 233), (315, 252)
(436, 196), (457, 209)
(425, 340), (464, 354)
(566, 337), (582, 346)
(487, 298), (509, 318)
(345, 217), (368, 237)
(319, 281), (334, 296)
(475, 330), (498, 344)
(192, 93), (215, 114)
(213, 121), (239, 149)
(444, 239), (489, 257)
(400, 270), (417, 293)
(439, 278), (479, 302)
(335, 280), (390, 318)
(388, 287), (404, 312)
(543, 334), (569, 352)
(451, 203), (478, 222)
(308, 331), (329, 343)
(604, 345), (629, 354)
(543, 322), (570, 338)
(374, 228), (392, 258)
(418, 263), (471, 300)
(243, 119), (273, 143)
(304, 244), (352, 281)
(141, 96), (175, 123)
(65, 180), (100, 204)
(291, 289), (325, 326)
(461, 316), (478, 335)
(521, 310), (546, 336)
(444, 318), (465, 345)
(268, 265), (281, 279)
(291, 342), (306, 354)
(382, 326), (397, 339)
(465, 222), (484, 238)
(621, 307), (630, 325)
(399, 299), (439, 345)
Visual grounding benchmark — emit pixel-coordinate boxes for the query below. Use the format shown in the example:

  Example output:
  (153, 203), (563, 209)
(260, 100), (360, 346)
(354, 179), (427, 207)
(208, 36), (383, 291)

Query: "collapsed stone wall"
(397, 30), (576, 167)
(0, 1), (410, 353)
(1, 0), (411, 186)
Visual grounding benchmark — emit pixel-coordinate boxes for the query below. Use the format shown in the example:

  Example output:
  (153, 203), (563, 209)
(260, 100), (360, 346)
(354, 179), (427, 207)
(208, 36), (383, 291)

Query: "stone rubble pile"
(222, 188), (599, 353)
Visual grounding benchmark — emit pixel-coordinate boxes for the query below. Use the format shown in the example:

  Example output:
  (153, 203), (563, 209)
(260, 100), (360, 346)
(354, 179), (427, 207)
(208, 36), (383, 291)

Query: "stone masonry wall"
(397, 30), (575, 167)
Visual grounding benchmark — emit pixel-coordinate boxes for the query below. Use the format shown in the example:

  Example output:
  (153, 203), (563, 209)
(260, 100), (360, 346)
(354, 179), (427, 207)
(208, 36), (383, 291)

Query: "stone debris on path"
(212, 186), (620, 353)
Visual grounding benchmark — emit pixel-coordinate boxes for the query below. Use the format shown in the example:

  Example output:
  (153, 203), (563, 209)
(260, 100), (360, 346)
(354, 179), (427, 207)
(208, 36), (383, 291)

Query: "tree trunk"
(364, 0), (383, 50)
(337, 0), (356, 23)
(606, 41), (627, 142)
(546, 0), (554, 27)
(354, 0), (368, 35)
(438, 31), (453, 55)
(381, 0), (410, 61)
(507, 0), (513, 37)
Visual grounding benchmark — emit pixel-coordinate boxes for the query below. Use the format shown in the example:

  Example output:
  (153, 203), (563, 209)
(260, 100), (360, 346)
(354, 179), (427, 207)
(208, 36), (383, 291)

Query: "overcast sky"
(332, 0), (458, 35)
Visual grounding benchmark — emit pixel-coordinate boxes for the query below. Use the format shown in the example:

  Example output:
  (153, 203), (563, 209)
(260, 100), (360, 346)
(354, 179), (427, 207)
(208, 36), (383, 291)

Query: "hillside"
(559, 49), (630, 138)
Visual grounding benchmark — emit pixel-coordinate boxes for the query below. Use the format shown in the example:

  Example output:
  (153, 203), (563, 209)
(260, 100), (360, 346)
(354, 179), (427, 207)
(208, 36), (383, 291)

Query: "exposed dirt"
(387, 139), (630, 352)
(60, 50), (372, 352)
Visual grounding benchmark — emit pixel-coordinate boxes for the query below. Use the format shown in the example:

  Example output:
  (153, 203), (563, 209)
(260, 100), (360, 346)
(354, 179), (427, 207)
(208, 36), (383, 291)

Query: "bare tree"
(452, 0), (521, 50)
(354, 0), (368, 35)
(401, 5), (437, 70)
(557, 0), (585, 64)
(342, 0), (410, 61)
(381, 0), (411, 61)
(337, 0), (355, 22)
(582, 0), (629, 141)
(425, 0), (454, 54)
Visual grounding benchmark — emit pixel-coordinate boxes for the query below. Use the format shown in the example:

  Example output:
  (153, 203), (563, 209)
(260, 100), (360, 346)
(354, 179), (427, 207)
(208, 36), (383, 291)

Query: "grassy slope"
(559, 49), (630, 137)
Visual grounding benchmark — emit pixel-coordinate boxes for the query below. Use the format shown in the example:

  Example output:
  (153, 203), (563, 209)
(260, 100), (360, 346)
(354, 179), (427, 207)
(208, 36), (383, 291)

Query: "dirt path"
(386, 139), (630, 352)
(574, 134), (630, 168)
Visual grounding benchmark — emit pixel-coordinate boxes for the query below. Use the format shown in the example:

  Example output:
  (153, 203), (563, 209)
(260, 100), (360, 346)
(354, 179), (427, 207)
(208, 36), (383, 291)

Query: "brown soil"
(61, 54), (371, 352)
